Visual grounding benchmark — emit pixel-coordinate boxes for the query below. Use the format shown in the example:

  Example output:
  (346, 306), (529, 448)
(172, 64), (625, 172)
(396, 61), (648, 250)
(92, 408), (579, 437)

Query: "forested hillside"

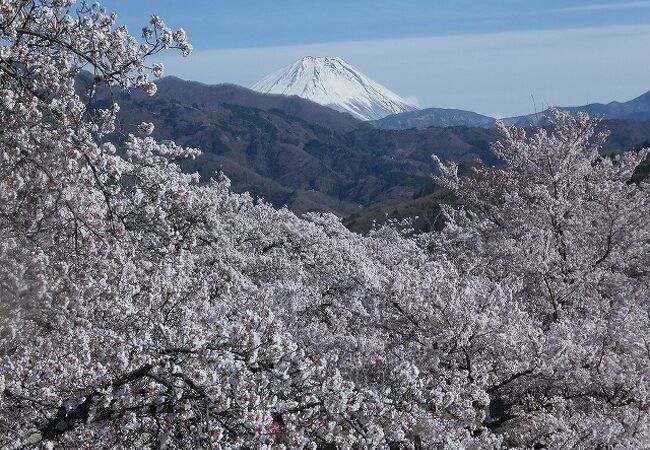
(87, 76), (650, 219)
(87, 82), (498, 214)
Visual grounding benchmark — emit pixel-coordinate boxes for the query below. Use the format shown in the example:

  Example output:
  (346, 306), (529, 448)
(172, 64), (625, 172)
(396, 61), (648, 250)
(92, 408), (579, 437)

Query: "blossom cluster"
(0, 2), (649, 449)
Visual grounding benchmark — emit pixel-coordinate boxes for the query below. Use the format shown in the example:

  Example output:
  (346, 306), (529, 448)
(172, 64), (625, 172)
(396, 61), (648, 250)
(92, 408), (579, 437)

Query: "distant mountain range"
(153, 76), (364, 133)
(502, 90), (650, 127)
(246, 55), (650, 131)
(82, 72), (498, 215)
(373, 90), (650, 130)
(372, 108), (496, 130)
(251, 57), (418, 121)
(80, 72), (650, 225)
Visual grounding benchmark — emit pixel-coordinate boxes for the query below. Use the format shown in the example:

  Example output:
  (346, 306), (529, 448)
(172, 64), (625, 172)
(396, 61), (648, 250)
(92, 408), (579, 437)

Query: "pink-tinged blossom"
(152, 62), (164, 78)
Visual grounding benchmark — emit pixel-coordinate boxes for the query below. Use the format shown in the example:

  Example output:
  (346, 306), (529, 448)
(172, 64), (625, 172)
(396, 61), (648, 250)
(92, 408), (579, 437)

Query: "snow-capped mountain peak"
(251, 56), (419, 121)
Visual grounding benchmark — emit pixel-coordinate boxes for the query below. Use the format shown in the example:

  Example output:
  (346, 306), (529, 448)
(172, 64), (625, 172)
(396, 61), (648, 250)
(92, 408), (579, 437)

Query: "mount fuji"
(251, 56), (419, 121)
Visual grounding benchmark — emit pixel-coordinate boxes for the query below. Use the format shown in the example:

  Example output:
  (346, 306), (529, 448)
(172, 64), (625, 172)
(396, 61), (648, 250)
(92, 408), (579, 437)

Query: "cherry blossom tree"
(434, 110), (650, 448)
(0, 1), (648, 449)
(0, 2), (499, 448)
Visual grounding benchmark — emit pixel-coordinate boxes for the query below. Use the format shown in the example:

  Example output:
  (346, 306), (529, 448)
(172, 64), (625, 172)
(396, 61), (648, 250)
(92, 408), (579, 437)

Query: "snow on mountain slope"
(251, 56), (419, 121)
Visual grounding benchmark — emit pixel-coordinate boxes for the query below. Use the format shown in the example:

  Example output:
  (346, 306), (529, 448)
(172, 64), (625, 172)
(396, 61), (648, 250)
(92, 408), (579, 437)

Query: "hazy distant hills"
(246, 55), (650, 128)
(162, 57), (650, 133)
(373, 90), (650, 130)
(372, 108), (496, 130)
(502, 90), (650, 127)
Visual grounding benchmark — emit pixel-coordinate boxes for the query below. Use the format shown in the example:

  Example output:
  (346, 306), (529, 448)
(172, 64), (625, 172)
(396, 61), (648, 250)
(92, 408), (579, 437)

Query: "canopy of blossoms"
(0, 2), (648, 449)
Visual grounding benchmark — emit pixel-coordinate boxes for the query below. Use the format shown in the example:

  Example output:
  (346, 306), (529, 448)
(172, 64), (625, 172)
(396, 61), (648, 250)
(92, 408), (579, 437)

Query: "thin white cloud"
(545, 1), (650, 13)
(404, 96), (420, 107)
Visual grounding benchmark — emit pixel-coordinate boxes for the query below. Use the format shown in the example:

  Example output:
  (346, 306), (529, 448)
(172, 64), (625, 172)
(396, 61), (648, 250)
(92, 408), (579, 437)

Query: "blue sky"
(110, 1), (650, 116)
